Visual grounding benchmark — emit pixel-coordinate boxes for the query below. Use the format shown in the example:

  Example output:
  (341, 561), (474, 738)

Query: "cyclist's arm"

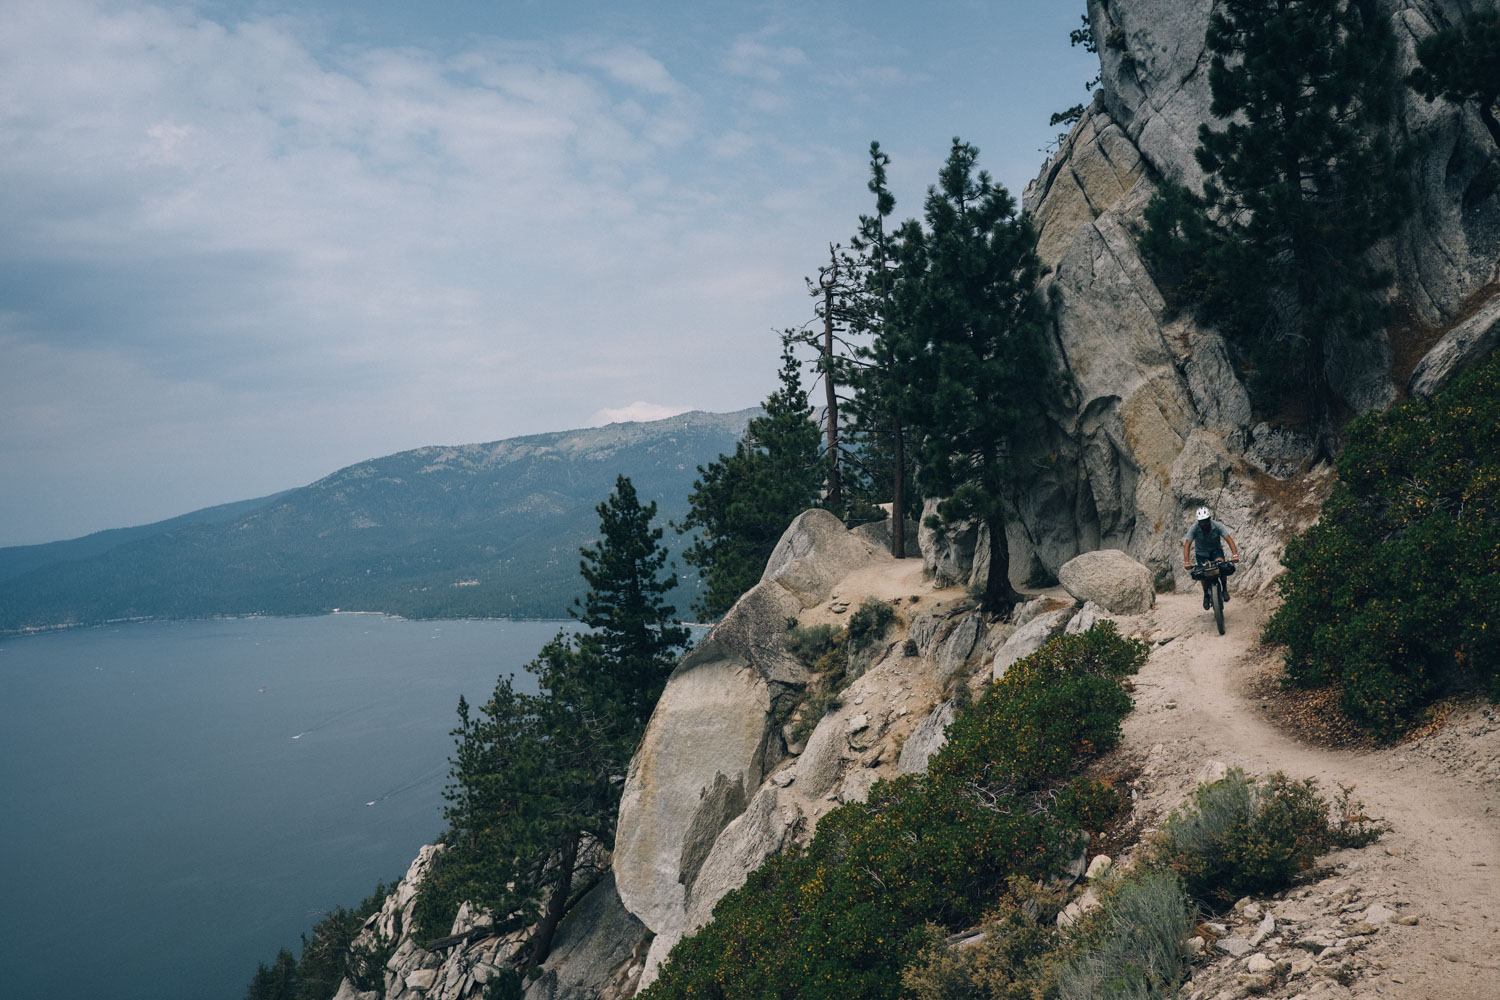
(1224, 534), (1240, 561)
(1183, 539), (1193, 569)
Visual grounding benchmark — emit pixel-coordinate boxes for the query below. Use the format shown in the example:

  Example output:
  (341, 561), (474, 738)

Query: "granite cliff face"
(1012, 0), (1500, 596)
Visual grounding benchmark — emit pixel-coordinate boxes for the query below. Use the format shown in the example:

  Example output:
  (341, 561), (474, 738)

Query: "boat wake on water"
(365, 765), (445, 807)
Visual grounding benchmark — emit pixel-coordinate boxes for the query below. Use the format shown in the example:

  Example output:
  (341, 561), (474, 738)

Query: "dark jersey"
(1184, 519), (1232, 561)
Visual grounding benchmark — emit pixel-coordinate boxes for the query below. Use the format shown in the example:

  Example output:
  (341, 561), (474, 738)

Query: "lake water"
(0, 615), (580, 1000)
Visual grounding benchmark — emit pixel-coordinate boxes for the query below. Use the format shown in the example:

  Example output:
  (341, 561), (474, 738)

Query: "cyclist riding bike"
(1182, 507), (1240, 610)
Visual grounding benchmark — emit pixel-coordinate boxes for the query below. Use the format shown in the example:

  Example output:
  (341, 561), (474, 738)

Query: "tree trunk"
(1307, 368), (1341, 467)
(890, 420), (906, 559)
(525, 832), (579, 971)
(823, 274), (842, 514)
(982, 514), (1026, 615)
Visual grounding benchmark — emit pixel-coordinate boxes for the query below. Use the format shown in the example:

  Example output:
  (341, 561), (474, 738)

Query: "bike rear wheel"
(1212, 581), (1225, 634)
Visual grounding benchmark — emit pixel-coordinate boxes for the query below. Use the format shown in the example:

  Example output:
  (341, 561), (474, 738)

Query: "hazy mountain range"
(0, 410), (756, 633)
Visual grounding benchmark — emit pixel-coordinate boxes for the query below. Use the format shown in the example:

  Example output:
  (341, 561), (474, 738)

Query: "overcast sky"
(0, 0), (1096, 547)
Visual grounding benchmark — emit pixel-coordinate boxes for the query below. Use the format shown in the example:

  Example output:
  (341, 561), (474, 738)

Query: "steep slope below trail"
(1110, 592), (1500, 1000)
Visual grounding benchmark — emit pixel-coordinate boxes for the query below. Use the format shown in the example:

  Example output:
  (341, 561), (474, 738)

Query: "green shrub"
(1264, 352), (1499, 737)
(1150, 769), (1379, 907)
(784, 601), (901, 741)
(899, 879), (1065, 1000)
(639, 623), (1147, 1000)
(847, 598), (898, 659)
(1051, 871), (1196, 1000)
(932, 624), (1149, 789)
(786, 622), (845, 673)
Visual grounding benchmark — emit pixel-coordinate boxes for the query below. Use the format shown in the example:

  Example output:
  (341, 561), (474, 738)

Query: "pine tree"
(677, 347), (823, 617)
(846, 141), (922, 557)
(245, 949), (298, 1000)
(570, 475), (690, 727)
(1408, 11), (1500, 150)
(1140, 0), (1412, 461)
(423, 477), (687, 970)
(906, 138), (1051, 614)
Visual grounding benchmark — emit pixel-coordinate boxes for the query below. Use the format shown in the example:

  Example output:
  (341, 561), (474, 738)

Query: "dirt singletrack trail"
(1112, 591), (1500, 1000)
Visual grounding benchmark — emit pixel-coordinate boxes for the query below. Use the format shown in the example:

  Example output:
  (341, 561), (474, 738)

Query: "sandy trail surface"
(1111, 591), (1500, 1000)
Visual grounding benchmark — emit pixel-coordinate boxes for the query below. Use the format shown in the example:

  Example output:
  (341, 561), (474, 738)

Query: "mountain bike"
(1190, 559), (1232, 634)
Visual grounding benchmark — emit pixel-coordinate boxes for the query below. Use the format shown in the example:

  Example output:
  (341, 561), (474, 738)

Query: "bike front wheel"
(1212, 581), (1225, 634)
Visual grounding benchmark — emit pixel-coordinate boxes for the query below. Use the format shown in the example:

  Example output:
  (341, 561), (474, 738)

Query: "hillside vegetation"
(0, 411), (752, 632)
(1266, 352), (1499, 737)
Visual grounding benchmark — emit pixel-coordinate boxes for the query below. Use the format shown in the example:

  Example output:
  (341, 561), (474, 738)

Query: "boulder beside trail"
(1057, 550), (1154, 615)
(762, 508), (886, 608)
(918, 498), (982, 588)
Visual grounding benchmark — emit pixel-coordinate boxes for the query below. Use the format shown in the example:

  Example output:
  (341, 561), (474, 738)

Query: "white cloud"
(722, 36), (807, 84)
(0, 0), (1101, 546)
(587, 402), (693, 426)
(578, 44), (682, 97)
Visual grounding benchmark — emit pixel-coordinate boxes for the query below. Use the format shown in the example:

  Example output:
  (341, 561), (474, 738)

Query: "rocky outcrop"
(616, 509), (902, 986)
(1056, 550), (1154, 615)
(334, 848), (647, 1000)
(1009, 0), (1500, 601)
(918, 498), (984, 588)
(897, 699), (957, 776)
(761, 509), (886, 608)
(522, 876), (647, 1000)
(1409, 290), (1500, 397)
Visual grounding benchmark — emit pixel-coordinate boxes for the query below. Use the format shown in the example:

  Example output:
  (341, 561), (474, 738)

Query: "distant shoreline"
(0, 610), (586, 641)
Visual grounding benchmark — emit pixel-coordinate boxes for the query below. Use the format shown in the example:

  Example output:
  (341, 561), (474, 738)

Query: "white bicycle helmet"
(1195, 506), (1212, 521)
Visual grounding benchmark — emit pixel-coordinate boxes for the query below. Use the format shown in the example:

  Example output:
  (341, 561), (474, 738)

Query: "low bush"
(1264, 352), (1499, 737)
(847, 598), (899, 659)
(784, 600), (901, 741)
(639, 623), (1149, 1000)
(932, 625), (1148, 788)
(786, 622), (845, 673)
(899, 878), (1065, 1000)
(1149, 769), (1380, 907)
(1051, 871), (1196, 1000)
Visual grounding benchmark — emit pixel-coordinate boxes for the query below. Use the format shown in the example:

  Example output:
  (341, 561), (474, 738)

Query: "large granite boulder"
(617, 510), (899, 986)
(1057, 550), (1154, 615)
(680, 784), (803, 940)
(918, 497), (982, 588)
(612, 581), (796, 981)
(762, 508), (886, 608)
(851, 514), (921, 556)
(897, 699), (957, 776)
(793, 707), (849, 800)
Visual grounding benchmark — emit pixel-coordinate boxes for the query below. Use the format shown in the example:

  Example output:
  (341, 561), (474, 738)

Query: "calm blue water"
(0, 615), (577, 1000)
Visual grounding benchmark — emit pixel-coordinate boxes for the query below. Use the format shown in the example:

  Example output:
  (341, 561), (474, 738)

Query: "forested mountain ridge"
(0, 489), (297, 583)
(0, 409), (755, 633)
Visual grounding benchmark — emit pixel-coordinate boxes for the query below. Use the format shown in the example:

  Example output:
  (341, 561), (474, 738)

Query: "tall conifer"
(847, 141), (922, 557)
(1140, 0), (1412, 461)
(907, 138), (1050, 614)
(677, 347), (823, 617)
(424, 476), (687, 970)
